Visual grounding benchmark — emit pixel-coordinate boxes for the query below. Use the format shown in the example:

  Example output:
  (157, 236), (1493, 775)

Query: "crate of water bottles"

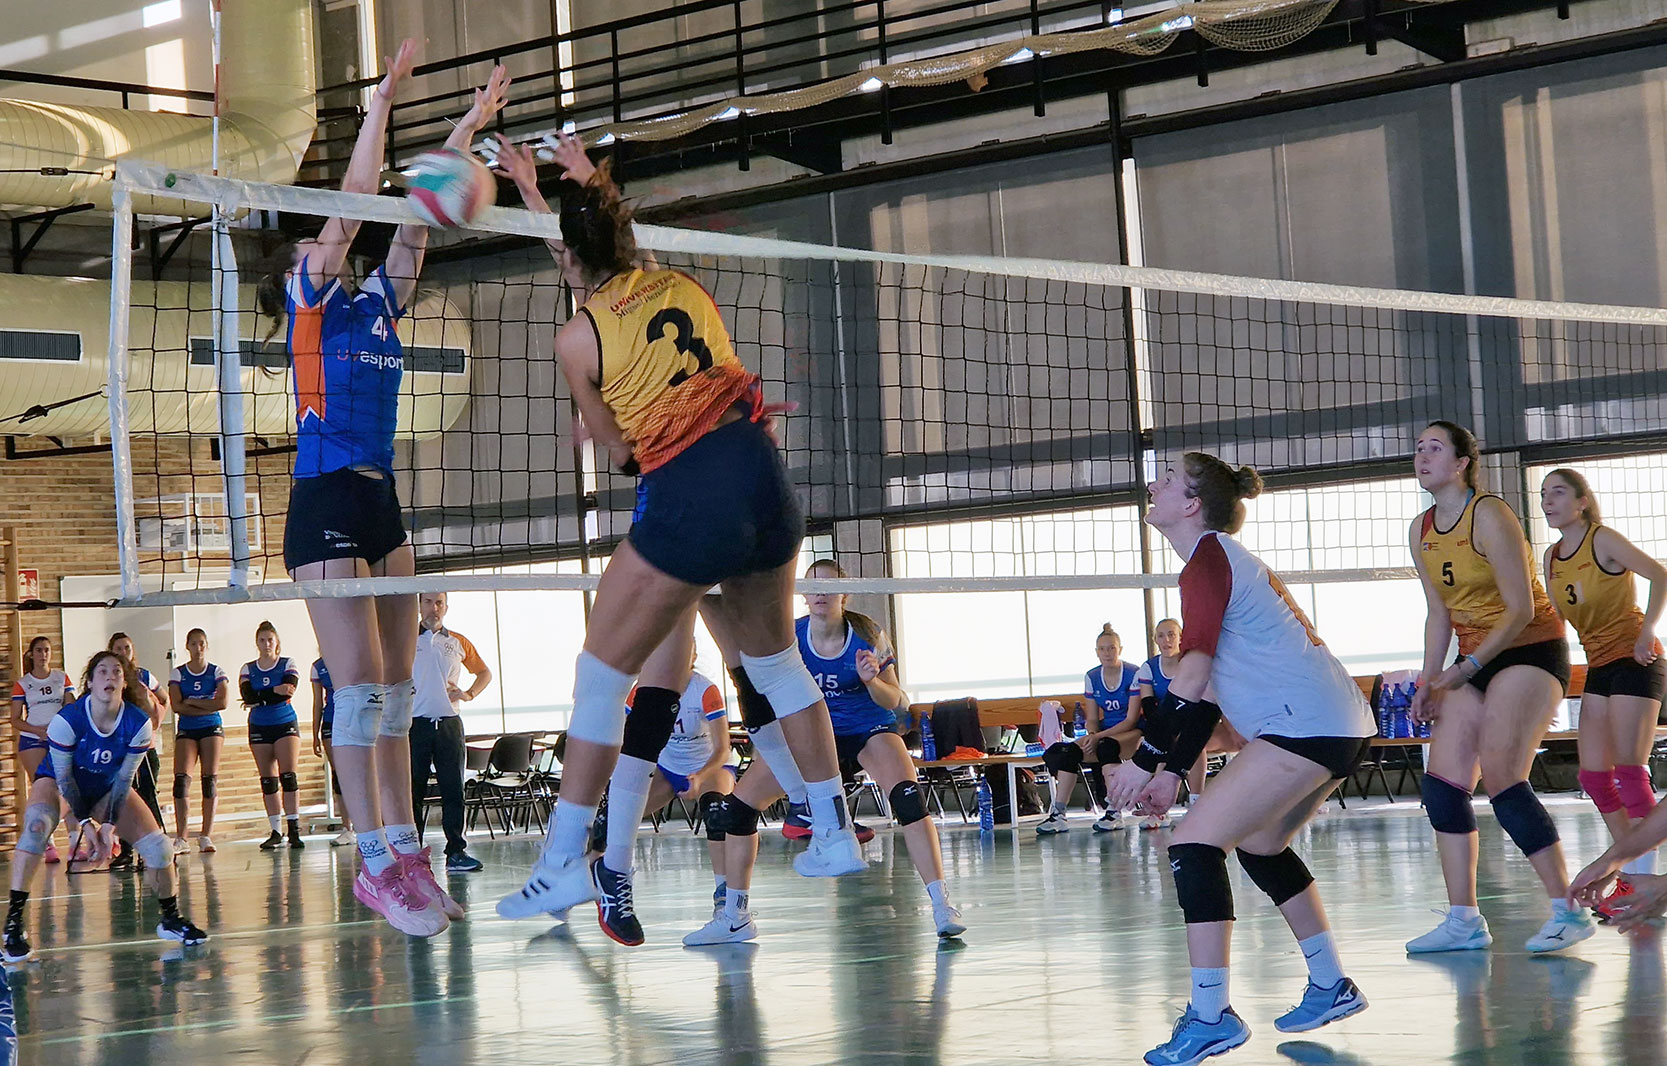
(1375, 669), (1430, 739)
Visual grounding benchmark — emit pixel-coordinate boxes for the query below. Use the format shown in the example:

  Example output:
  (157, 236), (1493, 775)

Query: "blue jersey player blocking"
(4, 652), (206, 963)
(258, 40), (509, 937)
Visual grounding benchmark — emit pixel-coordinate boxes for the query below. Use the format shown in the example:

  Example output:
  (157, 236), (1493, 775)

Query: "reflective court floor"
(8, 797), (1664, 1066)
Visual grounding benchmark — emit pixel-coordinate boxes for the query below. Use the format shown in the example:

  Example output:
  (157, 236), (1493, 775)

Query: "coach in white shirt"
(413, 592), (492, 873)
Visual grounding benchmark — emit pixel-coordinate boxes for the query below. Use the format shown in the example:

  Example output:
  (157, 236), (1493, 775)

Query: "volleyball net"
(103, 160), (1667, 616)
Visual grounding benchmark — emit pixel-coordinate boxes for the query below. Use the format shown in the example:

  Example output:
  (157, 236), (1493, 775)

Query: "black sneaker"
(2, 925), (30, 964)
(588, 802), (609, 856)
(258, 831), (283, 851)
(590, 857), (644, 946)
(445, 852), (484, 873)
(287, 824), (305, 849)
(156, 914), (208, 946)
(108, 844), (134, 870)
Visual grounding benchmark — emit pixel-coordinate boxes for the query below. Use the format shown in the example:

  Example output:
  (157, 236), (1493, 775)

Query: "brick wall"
(1, 439), (330, 847)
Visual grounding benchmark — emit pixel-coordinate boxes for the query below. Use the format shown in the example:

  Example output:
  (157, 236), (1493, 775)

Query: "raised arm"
(302, 39), (421, 297)
(496, 131), (597, 266)
(383, 64), (512, 310)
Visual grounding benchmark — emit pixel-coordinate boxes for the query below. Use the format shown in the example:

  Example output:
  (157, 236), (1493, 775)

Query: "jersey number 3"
(647, 308), (713, 387)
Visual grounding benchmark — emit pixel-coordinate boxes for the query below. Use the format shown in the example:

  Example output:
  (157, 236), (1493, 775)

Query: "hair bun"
(1234, 466), (1264, 499)
(1100, 623), (1113, 635)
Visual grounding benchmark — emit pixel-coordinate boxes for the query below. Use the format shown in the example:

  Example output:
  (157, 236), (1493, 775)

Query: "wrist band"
(1464, 654), (1482, 674)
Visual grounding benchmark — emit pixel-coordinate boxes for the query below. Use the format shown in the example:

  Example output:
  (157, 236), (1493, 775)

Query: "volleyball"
(403, 147), (495, 228)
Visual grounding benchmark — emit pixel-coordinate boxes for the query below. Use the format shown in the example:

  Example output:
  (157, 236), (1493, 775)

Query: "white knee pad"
(332, 683), (385, 748)
(16, 802), (58, 855)
(379, 679), (415, 737)
(741, 645), (824, 719)
(136, 830), (173, 870)
(567, 650), (636, 747)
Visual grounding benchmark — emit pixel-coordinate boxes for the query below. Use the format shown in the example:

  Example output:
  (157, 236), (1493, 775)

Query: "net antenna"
(105, 163), (1667, 609)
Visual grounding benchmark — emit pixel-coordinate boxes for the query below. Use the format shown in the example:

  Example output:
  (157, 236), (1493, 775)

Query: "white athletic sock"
(745, 721), (809, 805)
(1190, 967), (1230, 1023)
(1449, 904), (1482, 922)
(267, 815), (280, 833)
(1623, 850), (1659, 876)
(925, 879), (948, 907)
(805, 776), (847, 835)
(356, 829), (394, 876)
(715, 874), (727, 892)
(603, 756), (656, 873)
(1297, 930), (1345, 988)
(1551, 896), (1583, 919)
(385, 824), (420, 855)
(544, 800), (597, 862)
(725, 887), (750, 921)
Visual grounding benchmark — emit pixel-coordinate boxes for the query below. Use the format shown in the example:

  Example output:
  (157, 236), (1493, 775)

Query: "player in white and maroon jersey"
(1107, 453), (1374, 1066)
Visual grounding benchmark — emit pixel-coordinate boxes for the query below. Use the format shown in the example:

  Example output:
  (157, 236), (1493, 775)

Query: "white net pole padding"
(211, 214), (251, 586)
(103, 163), (1667, 609)
(106, 176), (142, 602)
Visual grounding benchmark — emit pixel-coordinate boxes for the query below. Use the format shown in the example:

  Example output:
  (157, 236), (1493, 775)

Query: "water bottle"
(976, 776), (995, 833)
(920, 712), (937, 761)
(1073, 701), (1088, 740)
(1377, 686), (1392, 738)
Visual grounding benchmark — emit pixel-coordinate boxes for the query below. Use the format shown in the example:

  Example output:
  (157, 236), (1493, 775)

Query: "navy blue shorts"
(628, 417), (804, 587)
(657, 763), (738, 795)
(248, 719), (301, 746)
(835, 723), (898, 770)
(284, 468), (408, 572)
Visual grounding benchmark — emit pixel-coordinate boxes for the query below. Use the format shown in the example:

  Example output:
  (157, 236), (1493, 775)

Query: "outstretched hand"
(379, 39), (420, 100)
(464, 65), (511, 132)
(494, 134), (539, 189)
(547, 131), (598, 186)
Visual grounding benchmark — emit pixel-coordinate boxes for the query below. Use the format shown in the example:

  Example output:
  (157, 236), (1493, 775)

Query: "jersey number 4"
(371, 317), (390, 341)
(647, 307), (713, 386)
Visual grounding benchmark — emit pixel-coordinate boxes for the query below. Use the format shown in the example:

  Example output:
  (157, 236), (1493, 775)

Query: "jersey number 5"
(1441, 561), (1455, 586)
(646, 307), (713, 387)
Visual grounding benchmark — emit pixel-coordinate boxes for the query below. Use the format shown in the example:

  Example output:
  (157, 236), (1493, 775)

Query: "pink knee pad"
(1615, 765), (1657, 819)
(1579, 768), (1623, 814)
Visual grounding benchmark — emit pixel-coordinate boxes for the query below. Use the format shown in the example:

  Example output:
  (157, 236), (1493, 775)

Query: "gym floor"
(6, 798), (1660, 1065)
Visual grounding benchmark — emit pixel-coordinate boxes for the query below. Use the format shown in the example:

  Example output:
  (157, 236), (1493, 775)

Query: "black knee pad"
(1236, 847), (1314, 907)
(279, 771), (298, 794)
(730, 666), (778, 731)
(1095, 737), (1122, 765)
(1422, 774), (1477, 834)
(201, 774), (218, 800)
(1043, 742), (1083, 775)
(700, 792), (727, 841)
(1490, 780), (1559, 857)
(260, 776), (280, 795)
(718, 795), (760, 837)
(173, 774), (190, 801)
(1168, 842), (1235, 924)
(890, 780), (928, 826)
(621, 686), (681, 762)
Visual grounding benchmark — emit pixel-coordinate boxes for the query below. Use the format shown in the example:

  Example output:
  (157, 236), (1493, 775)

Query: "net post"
(106, 167), (142, 601)
(211, 209), (251, 586)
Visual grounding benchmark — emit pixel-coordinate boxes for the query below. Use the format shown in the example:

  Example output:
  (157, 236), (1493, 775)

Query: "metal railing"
(303, 0), (1119, 181)
(0, 68), (213, 111)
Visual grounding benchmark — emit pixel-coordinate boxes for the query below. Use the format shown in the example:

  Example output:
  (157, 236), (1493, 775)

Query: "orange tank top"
(1417, 493), (1563, 657)
(1547, 524), (1661, 669)
(581, 268), (756, 472)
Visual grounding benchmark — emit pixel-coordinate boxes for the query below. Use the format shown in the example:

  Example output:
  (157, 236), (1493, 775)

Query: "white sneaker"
(172, 837), (190, 856)
(794, 828), (866, 878)
(933, 900), (967, 938)
(1526, 908), (1596, 954)
(1405, 911), (1492, 954)
(1140, 813), (1173, 831)
(1036, 811), (1070, 834)
(684, 912), (758, 946)
(331, 827), (357, 847)
(496, 853), (599, 920)
(196, 835), (216, 854)
(1092, 812), (1131, 833)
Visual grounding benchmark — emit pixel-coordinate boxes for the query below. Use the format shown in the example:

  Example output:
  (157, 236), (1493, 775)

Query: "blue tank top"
(1085, 662), (1139, 729)
(795, 616), (896, 737)
(1140, 655), (1174, 704)
(171, 663), (227, 730)
(241, 657), (299, 726)
(286, 265), (407, 477)
(45, 696), (152, 797)
(311, 658), (335, 723)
